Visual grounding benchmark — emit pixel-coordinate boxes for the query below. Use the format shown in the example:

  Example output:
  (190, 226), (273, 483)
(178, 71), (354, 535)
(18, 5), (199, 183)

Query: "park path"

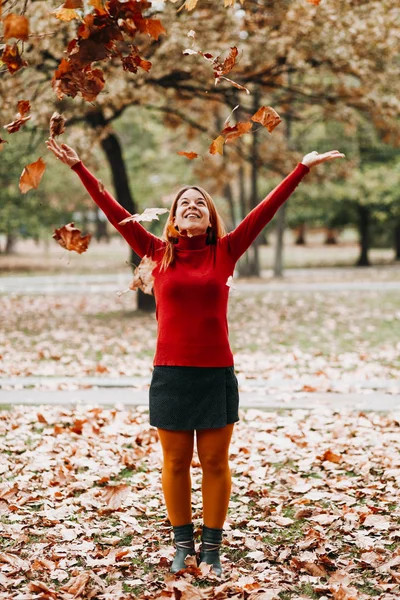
(1, 272), (400, 294)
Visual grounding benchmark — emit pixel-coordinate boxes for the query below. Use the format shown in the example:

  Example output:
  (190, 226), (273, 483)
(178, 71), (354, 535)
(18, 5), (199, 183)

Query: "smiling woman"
(45, 136), (344, 576)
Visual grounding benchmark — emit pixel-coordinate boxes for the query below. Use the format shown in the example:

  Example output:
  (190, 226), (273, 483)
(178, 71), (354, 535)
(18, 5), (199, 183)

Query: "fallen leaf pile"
(0, 404), (399, 598)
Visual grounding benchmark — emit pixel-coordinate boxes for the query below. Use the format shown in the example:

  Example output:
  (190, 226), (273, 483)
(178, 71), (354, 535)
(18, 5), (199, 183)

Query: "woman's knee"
(199, 453), (230, 476)
(163, 453), (192, 475)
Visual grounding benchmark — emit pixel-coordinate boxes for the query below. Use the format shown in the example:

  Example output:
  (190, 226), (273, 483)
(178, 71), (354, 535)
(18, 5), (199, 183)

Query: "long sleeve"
(223, 162), (310, 262)
(71, 161), (164, 259)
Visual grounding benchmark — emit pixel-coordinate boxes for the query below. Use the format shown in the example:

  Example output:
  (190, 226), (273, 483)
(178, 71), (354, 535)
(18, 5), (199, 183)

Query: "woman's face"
(174, 188), (211, 236)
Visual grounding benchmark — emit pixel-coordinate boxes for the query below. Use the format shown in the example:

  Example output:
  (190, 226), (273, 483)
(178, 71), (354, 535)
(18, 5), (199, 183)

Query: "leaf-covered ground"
(1, 289), (400, 389)
(0, 405), (399, 599)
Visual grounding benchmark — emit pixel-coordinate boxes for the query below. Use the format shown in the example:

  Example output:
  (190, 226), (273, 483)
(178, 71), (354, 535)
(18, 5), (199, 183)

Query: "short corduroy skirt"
(149, 366), (239, 431)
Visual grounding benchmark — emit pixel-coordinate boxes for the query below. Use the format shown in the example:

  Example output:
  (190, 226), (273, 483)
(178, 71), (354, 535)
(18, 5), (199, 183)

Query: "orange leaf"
(129, 256), (157, 295)
(52, 223), (91, 254)
(49, 112), (66, 138)
(61, 572), (90, 595)
(209, 135), (225, 155)
(3, 115), (31, 134)
(122, 47), (152, 73)
(177, 151), (198, 160)
(54, 7), (80, 21)
(214, 46), (238, 79)
(19, 158), (46, 194)
(307, 0), (321, 4)
(63, 0), (83, 7)
(320, 449), (342, 463)
(222, 121), (252, 143)
(251, 106), (282, 133)
(3, 14), (29, 41)
(1, 43), (28, 75)
(17, 100), (30, 116)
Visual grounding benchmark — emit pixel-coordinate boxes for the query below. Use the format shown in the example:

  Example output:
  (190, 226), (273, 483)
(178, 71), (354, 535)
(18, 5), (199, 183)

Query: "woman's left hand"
(301, 150), (345, 169)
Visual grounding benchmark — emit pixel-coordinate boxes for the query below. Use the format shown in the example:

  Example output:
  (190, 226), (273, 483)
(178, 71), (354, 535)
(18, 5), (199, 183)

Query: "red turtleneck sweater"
(71, 161), (309, 367)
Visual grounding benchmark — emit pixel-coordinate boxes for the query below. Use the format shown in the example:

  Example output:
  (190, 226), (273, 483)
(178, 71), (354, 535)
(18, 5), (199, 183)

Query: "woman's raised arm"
(46, 138), (163, 259)
(224, 149), (345, 263)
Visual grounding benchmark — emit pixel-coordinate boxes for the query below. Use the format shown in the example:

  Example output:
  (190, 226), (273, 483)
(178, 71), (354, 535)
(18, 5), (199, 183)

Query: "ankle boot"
(199, 525), (223, 576)
(171, 523), (196, 573)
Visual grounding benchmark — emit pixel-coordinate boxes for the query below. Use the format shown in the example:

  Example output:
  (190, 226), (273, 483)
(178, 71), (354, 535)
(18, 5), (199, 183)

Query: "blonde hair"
(160, 185), (226, 271)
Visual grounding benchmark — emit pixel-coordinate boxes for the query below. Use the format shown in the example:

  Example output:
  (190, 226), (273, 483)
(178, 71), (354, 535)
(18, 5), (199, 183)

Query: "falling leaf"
(19, 158), (46, 193)
(218, 76), (250, 94)
(63, 0), (83, 7)
(17, 100), (31, 116)
(122, 47), (152, 73)
(3, 14), (29, 41)
(187, 29), (196, 38)
(209, 135), (225, 155)
(251, 106), (282, 133)
(222, 121), (253, 144)
(49, 112), (66, 138)
(177, 151), (198, 160)
(213, 46), (238, 79)
(129, 256), (157, 295)
(54, 7), (80, 21)
(119, 207), (169, 226)
(3, 115), (31, 134)
(307, 0), (321, 4)
(52, 222), (91, 254)
(1, 43), (28, 75)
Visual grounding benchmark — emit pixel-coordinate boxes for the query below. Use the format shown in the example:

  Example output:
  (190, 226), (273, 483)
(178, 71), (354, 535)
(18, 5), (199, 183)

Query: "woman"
(46, 138), (344, 576)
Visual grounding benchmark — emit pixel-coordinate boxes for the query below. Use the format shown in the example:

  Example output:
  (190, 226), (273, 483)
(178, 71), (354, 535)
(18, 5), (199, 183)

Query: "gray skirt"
(149, 366), (239, 431)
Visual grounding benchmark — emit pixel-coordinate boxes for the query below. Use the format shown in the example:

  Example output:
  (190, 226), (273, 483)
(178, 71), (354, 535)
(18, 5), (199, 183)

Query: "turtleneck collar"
(175, 233), (208, 250)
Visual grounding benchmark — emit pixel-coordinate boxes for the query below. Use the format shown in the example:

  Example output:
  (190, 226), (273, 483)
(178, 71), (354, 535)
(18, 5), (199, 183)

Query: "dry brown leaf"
(3, 115), (31, 134)
(29, 581), (57, 597)
(307, 0), (321, 4)
(52, 222), (91, 254)
(17, 100), (31, 116)
(19, 158), (46, 193)
(49, 112), (66, 137)
(61, 572), (91, 595)
(251, 106), (282, 133)
(320, 449), (342, 463)
(3, 14), (29, 41)
(177, 151), (198, 160)
(54, 6), (80, 21)
(102, 483), (130, 510)
(63, 0), (83, 7)
(119, 207), (169, 226)
(222, 121), (253, 144)
(1, 43), (28, 74)
(129, 256), (157, 295)
(209, 135), (225, 155)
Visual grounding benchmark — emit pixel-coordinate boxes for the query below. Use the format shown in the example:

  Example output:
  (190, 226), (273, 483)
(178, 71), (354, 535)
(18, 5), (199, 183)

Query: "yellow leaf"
(209, 135), (225, 156)
(54, 7), (80, 21)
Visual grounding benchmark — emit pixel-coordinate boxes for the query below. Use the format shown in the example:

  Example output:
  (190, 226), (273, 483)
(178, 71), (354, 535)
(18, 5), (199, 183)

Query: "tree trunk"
(237, 162), (250, 276)
(95, 211), (109, 243)
(246, 86), (261, 277)
(223, 182), (236, 231)
(394, 223), (400, 261)
(87, 109), (155, 311)
(324, 227), (338, 244)
(356, 205), (371, 267)
(274, 73), (293, 278)
(294, 223), (306, 245)
(5, 233), (16, 255)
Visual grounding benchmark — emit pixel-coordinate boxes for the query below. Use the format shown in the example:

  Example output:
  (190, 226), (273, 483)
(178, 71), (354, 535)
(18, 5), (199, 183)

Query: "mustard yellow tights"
(157, 424), (234, 528)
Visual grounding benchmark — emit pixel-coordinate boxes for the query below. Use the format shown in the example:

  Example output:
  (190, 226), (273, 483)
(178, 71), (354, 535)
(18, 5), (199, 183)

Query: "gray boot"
(199, 525), (223, 576)
(171, 523), (196, 573)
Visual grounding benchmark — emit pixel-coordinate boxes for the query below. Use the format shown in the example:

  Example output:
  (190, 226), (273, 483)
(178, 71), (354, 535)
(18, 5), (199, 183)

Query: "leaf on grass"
(0, 553), (30, 571)
(102, 483), (130, 510)
(52, 222), (91, 254)
(61, 572), (91, 595)
(49, 112), (66, 138)
(3, 14), (29, 41)
(19, 158), (46, 193)
(320, 449), (342, 463)
(177, 151), (198, 160)
(119, 207), (169, 226)
(29, 581), (57, 597)
(1, 43), (28, 75)
(129, 256), (157, 296)
(209, 135), (225, 155)
(251, 106), (282, 133)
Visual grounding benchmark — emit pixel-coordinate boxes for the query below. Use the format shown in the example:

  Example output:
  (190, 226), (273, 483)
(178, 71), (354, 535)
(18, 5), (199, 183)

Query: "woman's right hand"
(45, 138), (80, 168)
